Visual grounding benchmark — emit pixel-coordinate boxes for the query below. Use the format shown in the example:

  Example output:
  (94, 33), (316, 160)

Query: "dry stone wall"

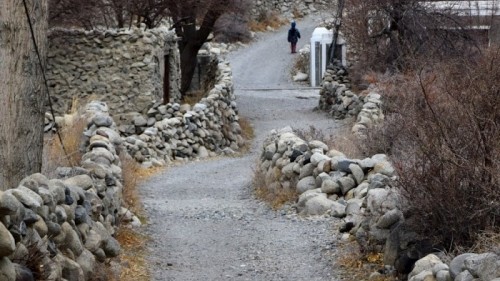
(47, 26), (180, 115)
(318, 64), (384, 138)
(257, 127), (500, 280)
(251, 0), (329, 19)
(118, 58), (245, 166)
(0, 101), (125, 281)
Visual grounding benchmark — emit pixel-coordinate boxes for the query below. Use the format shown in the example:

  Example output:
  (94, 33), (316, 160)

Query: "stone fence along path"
(141, 15), (346, 280)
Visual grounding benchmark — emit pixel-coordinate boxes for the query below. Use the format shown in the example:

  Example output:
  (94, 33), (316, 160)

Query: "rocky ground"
(141, 15), (350, 280)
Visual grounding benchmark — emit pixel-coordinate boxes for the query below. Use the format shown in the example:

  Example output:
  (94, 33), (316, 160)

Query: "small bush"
(214, 13), (252, 43)
(372, 48), (500, 250)
(248, 11), (286, 32)
(294, 125), (364, 159)
(42, 114), (87, 176)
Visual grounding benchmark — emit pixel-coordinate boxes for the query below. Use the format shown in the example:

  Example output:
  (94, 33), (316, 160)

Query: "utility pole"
(329, 0), (345, 65)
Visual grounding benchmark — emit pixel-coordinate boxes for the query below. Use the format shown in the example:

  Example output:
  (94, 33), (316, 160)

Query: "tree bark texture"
(0, 0), (48, 190)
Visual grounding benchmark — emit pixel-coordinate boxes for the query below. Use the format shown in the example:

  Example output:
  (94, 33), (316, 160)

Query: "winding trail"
(142, 15), (346, 281)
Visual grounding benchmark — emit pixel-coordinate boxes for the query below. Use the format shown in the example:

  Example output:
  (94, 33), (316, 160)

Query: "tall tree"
(167, 0), (234, 94)
(0, 0), (48, 190)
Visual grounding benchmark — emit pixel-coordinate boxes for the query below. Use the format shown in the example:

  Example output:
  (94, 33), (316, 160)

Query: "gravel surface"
(142, 15), (348, 281)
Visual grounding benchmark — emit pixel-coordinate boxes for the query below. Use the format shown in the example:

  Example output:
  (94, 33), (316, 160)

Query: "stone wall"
(47, 26), (181, 115)
(251, 0), (329, 19)
(117, 58), (245, 166)
(318, 64), (384, 138)
(0, 101), (124, 280)
(257, 127), (500, 280)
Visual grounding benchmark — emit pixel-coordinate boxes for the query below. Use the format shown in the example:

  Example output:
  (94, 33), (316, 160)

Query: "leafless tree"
(343, 0), (489, 71)
(0, 0), (48, 189)
(166, 0), (243, 94)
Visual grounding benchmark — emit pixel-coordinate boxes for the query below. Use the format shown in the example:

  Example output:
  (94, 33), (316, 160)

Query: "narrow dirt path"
(142, 15), (346, 281)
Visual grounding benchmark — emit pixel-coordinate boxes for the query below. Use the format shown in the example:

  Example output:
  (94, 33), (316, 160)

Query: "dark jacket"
(287, 22), (301, 43)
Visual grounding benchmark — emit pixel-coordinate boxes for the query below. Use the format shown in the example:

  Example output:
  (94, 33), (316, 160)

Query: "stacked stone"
(0, 101), (122, 281)
(117, 60), (244, 166)
(406, 253), (500, 281)
(318, 67), (362, 119)
(258, 127), (399, 220)
(250, 0), (328, 19)
(351, 92), (384, 138)
(47, 26), (181, 115)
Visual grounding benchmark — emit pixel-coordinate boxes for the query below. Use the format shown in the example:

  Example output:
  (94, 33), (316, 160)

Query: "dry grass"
(182, 90), (206, 106)
(253, 165), (298, 209)
(248, 11), (287, 32)
(113, 153), (164, 281)
(468, 230), (500, 254)
(238, 117), (255, 152)
(115, 227), (151, 281)
(42, 115), (87, 176)
(335, 241), (397, 281)
(294, 125), (364, 159)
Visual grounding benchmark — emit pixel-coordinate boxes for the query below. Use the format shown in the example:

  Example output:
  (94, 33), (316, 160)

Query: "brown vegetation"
(294, 125), (364, 159)
(248, 11), (287, 32)
(253, 165), (298, 209)
(42, 115), (87, 176)
(363, 48), (500, 251)
(343, 0), (484, 72)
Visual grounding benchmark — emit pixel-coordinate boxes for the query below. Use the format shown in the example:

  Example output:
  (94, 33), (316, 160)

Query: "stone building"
(47, 26), (181, 115)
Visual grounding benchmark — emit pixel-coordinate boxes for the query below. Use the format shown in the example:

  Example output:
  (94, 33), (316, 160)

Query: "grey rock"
(0, 257), (15, 281)
(76, 249), (96, 279)
(320, 178), (340, 194)
(330, 201), (346, 218)
(476, 253), (500, 280)
(454, 270), (474, 281)
(308, 140), (328, 153)
(436, 270), (451, 281)
(74, 205), (89, 224)
(102, 237), (121, 257)
(338, 176), (356, 194)
(0, 191), (20, 216)
(14, 263), (34, 281)
(299, 163), (315, 179)
(23, 209), (39, 225)
(60, 254), (85, 281)
(92, 113), (113, 127)
(349, 163), (365, 184)
(296, 176), (316, 194)
(63, 175), (94, 190)
(0, 222), (15, 257)
(463, 253), (496, 277)
(450, 254), (476, 279)
(408, 254), (443, 280)
(84, 230), (102, 253)
(7, 186), (43, 209)
(409, 270), (434, 281)
(299, 193), (335, 216)
(376, 209), (403, 229)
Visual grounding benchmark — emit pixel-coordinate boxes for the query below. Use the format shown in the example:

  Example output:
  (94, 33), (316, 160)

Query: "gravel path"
(142, 15), (347, 281)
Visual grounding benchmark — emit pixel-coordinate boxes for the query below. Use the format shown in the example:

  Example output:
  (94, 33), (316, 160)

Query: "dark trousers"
(290, 43), (297, 53)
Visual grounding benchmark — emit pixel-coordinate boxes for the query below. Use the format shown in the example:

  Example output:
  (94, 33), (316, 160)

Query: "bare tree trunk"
(0, 0), (48, 190)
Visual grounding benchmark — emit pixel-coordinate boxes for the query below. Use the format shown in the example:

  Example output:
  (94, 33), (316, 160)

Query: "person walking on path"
(287, 21), (301, 54)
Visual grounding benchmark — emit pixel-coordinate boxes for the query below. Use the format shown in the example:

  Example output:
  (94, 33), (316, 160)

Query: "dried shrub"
(115, 227), (151, 281)
(214, 1), (252, 43)
(343, 0), (485, 73)
(238, 117), (255, 152)
(294, 125), (364, 158)
(253, 165), (298, 209)
(42, 115), (87, 176)
(373, 48), (500, 250)
(11, 240), (50, 280)
(248, 10), (286, 32)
